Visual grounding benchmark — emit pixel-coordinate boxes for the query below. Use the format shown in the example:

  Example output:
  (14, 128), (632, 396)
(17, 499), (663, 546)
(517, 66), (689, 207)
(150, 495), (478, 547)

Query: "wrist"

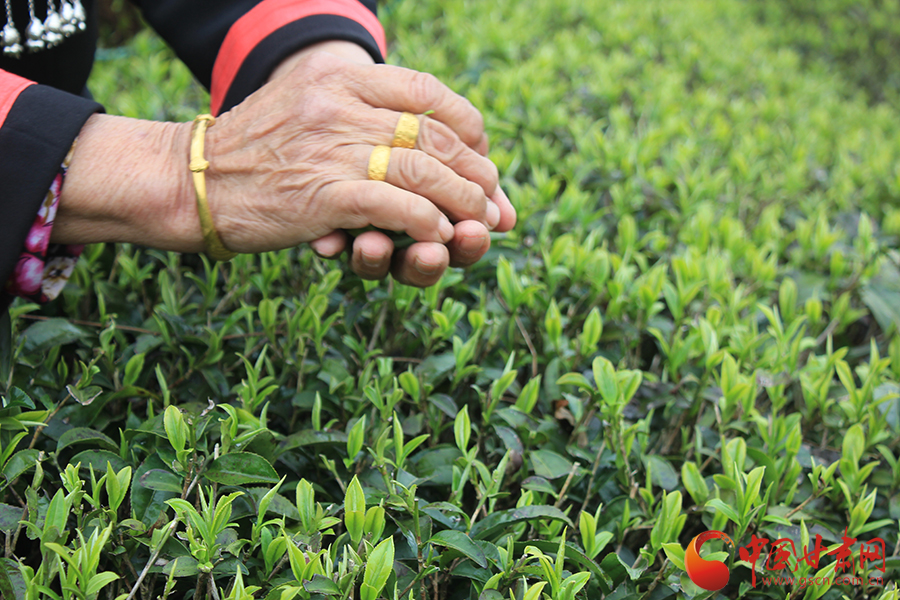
(268, 40), (376, 83)
(53, 114), (202, 252)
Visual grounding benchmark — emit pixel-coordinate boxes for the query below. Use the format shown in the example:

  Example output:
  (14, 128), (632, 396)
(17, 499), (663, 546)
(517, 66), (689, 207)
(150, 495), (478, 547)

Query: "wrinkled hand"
(206, 45), (516, 286)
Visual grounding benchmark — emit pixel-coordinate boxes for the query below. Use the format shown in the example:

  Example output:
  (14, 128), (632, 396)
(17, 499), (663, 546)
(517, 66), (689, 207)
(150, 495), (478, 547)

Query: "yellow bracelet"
(190, 114), (237, 261)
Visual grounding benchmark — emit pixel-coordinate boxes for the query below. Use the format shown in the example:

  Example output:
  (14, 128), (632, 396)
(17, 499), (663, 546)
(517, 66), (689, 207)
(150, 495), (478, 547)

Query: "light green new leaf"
(360, 537), (394, 600)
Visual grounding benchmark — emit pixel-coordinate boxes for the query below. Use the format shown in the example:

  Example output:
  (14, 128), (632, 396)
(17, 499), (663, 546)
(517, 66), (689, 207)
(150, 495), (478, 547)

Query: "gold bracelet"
(190, 114), (237, 261)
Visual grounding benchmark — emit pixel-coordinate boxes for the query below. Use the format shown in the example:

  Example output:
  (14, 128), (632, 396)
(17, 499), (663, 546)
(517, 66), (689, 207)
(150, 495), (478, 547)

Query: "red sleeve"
(133, 0), (386, 116)
(0, 71), (34, 124)
(210, 0), (386, 115)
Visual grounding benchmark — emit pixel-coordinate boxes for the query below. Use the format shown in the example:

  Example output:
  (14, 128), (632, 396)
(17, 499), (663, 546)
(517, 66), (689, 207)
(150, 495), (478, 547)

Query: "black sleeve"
(131, 0), (385, 114)
(0, 74), (102, 312)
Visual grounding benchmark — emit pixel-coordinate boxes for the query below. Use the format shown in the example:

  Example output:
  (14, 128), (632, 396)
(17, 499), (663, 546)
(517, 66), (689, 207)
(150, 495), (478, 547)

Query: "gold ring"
(367, 145), (392, 181)
(392, 112), (419, 149)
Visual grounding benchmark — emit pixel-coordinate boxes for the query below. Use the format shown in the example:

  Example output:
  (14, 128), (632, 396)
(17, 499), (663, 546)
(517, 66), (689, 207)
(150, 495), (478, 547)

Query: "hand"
(264, 42), (516, 286)
(53, 44), (516, 286)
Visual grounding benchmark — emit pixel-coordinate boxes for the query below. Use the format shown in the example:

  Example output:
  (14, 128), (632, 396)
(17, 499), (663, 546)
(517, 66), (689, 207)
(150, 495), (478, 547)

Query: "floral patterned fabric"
(4, 142), (83, 303)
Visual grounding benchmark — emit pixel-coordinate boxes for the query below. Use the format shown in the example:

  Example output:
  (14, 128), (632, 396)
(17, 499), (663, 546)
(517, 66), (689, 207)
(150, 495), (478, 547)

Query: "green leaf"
(530, 450), (573, 480)
(556, 373), (593, 393)
(132, 455), (177, 527)
(861, 263), (900, 332)
(248, 486), (299, 520)
(20, 318), (89, 353)
(69, 450), (129, 474)
(518, 539), (612, 591)
(57, 428), (118, 453)
(428, 530), (487, 568)
(2, 449), (41, 483)
(163, 406), (187, 454)
(706, 498), (741, 526)
(681, 461), (709, 504)
(592, 357), (618, 405)
(470, 506), (573, 540)
(345, 475), (366, 545)
(0, 504), (23, 534)
(0, 557), (24, 600)
(661, 543), (685, 571)
(842, 423), (865, 466)
(204, 452), (279, 485)
(454, 406), (471, 452)
(139, 469), (184, 494)
(304, 574), (341, 596)
(360, 537), (394, 600)
(162, 556), (200, 577)
(85, 572), (119, 597)
(642, 455), (678, 490)
(521, 476), (557, 496)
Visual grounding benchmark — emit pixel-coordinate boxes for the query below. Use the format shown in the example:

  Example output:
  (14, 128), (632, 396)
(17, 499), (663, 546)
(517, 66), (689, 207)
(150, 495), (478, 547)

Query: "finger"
(350, 229), (394, 280)
(353, 111), (499, 198)
(326, 179), (455, 243)
(491, 186), (517, 233)
(350, 64), (487, 151)
(353, 145), (494, 227)
(416, 117), (498, 197)
(448, 220), (491, 268)
(309, 230), (349, 257)
(475, 133), (489, 157)
(391, 242), (450, 288)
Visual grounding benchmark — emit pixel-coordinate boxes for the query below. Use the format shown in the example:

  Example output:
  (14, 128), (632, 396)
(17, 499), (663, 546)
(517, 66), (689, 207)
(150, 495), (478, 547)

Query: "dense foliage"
(1, 0), (899, 598)
(751, 0), (900, 108)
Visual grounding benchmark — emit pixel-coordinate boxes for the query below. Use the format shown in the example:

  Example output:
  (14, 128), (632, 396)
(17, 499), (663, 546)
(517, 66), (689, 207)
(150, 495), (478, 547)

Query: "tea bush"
(1, 0), (899, 599)
(750, 0), (900, 108)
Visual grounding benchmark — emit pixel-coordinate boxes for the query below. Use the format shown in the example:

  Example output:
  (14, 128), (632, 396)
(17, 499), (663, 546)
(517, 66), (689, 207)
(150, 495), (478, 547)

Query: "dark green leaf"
(0, 557), (25, 600)
(530, 450), (572, 480)
(69, 450), (129, 473)
(204, 452), (279, 485)
(0, 503), (23, 534)
(520, 476), (557, 495)
(21, 319), (89, 353)
(642, 455), (678, 491)
(246, 487), (300, 520)
(469, 505), (573, 540)
(139, 469), (184, 493)
(2, 450), (41, 483)
(517, 540), (613, 592)
(280, 430), (347, 452)
(162, 556), (199, 577)
(304, 574), (341, 596)
(57, 427), (118, 452)
(429, 530), (488, 568)
(132, 455), (177, 527)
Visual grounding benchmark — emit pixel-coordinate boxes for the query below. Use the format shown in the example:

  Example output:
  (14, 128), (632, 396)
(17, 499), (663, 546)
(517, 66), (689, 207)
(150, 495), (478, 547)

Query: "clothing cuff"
(0, 83), (102, 298)
(4, 142), (84, 304)
(210, 0), (386, 115)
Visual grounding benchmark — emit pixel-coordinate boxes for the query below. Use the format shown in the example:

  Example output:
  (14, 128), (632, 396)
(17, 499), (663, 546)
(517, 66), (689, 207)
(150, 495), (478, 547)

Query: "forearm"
(50, 114), (200, 252)
(51, 41), (372, 252)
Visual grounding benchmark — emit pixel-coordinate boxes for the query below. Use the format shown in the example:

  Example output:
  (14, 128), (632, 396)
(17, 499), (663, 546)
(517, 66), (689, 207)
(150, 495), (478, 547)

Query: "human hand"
(207, 41), (515, 285)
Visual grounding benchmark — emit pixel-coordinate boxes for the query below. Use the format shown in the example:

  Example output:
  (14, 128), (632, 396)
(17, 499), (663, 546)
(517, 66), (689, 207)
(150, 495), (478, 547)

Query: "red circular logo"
(684, 530), (733, 591)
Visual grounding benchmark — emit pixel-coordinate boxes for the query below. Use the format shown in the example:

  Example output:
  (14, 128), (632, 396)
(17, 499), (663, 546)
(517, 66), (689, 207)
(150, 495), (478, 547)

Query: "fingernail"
(415, 257), (441, 275)
(459, 235), (484, 258)
(486, 201), (501, 230)
(439, 214), (454, 242)
(361, 251), (380, 268)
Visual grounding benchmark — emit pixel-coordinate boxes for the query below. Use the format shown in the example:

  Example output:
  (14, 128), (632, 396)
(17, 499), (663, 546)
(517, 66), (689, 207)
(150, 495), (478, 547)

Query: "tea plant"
(0, 0), (899, 599)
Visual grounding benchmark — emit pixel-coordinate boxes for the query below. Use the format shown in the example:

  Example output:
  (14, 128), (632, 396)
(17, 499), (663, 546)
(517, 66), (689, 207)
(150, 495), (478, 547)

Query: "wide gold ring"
(392, 112), (420, 149)
(367, 145), (392, 181)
